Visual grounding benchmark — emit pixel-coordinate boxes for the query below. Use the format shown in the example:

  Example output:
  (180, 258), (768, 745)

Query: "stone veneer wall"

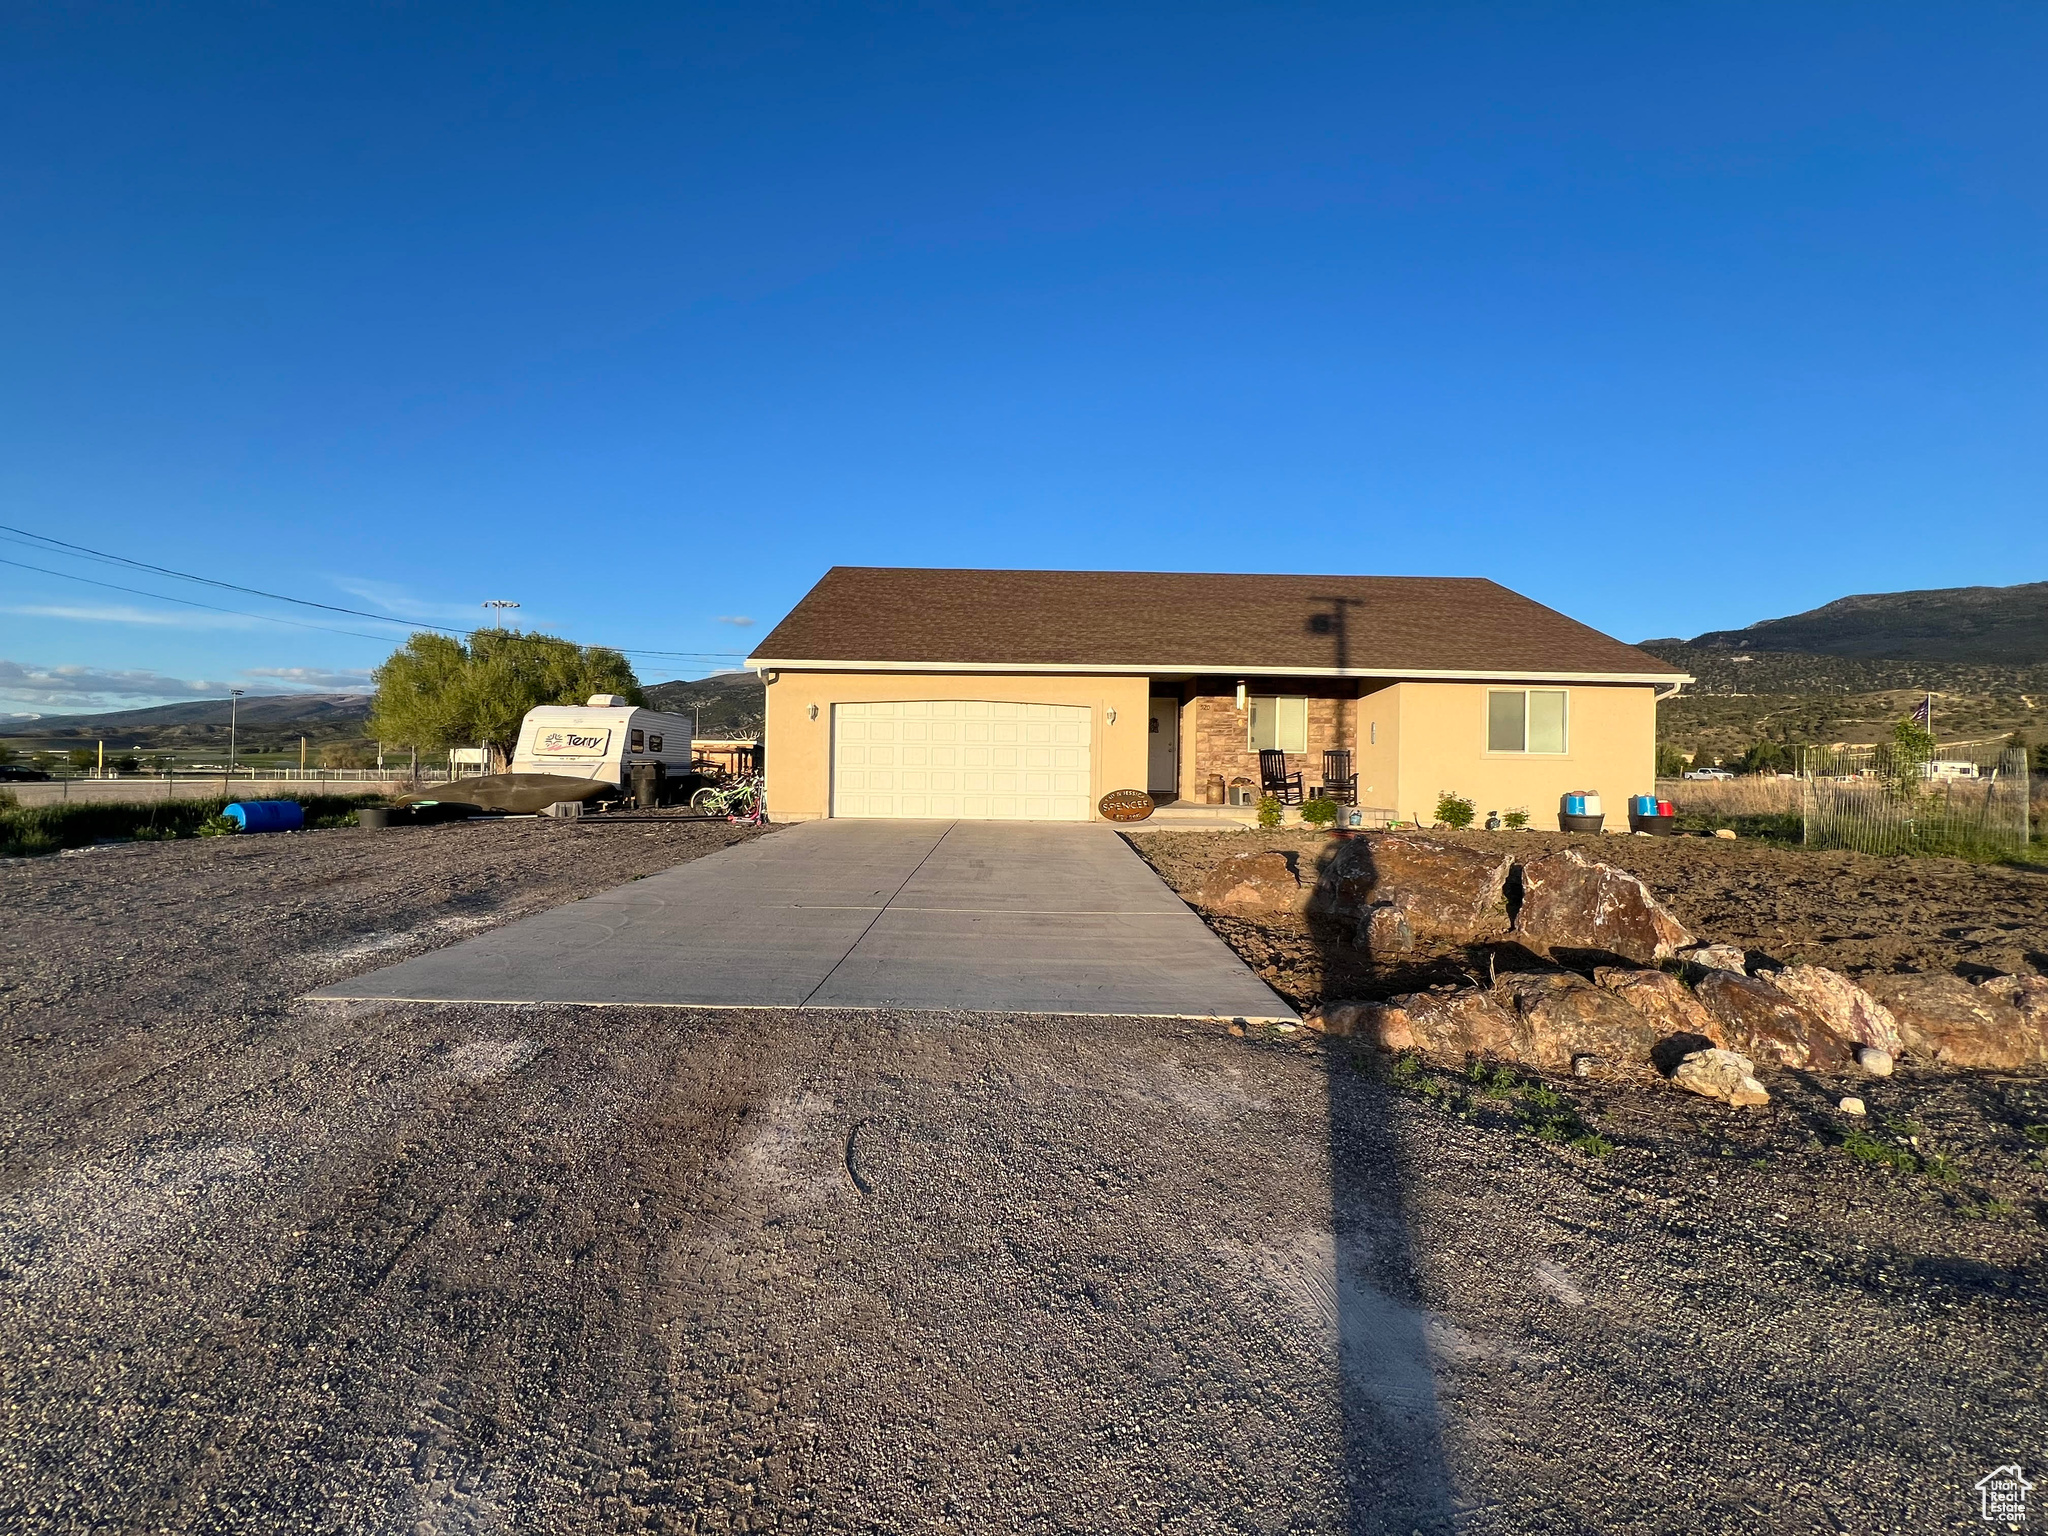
(1179, 689), (1358, 801)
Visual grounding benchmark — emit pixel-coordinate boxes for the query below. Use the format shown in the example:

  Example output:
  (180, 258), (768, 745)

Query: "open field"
(3, 823), (2045, 1531)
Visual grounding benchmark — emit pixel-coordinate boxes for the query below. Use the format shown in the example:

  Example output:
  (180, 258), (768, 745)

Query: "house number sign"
(1098, 789), (1155, 822)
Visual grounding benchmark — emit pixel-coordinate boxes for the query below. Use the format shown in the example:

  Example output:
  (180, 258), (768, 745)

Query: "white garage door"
(832, 701), (1092, 821)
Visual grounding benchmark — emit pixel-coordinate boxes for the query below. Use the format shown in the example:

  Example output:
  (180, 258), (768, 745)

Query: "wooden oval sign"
(1099, 789), (1155, 823)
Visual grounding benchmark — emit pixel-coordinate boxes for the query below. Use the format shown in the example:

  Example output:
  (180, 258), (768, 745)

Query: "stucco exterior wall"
(761, 670), (1151, 821)
(1387, 680), (1658, 827)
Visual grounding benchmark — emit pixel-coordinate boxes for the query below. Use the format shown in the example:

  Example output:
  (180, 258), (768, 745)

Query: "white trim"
(748, 657), (1690, 685)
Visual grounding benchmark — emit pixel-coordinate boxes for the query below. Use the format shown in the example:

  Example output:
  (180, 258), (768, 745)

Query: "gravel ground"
(3, 821), (2045, 1533)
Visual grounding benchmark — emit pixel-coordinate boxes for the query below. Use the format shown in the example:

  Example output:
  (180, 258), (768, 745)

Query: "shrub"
(1255, 793), (1283, 828)
(0, 793), (387, 856)
(1299, 796), (1339, 827)
(1502, 807), (1529, 830)
(1433, 792), (1475, 830)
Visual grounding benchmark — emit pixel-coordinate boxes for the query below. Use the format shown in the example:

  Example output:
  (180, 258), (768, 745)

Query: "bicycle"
(688, 773), (767, 825)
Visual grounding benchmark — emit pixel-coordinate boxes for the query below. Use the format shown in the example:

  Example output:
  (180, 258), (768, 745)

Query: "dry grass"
(1654, 775), (1803, 815)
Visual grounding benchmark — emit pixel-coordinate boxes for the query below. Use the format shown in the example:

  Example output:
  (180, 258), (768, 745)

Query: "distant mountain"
(1679, 580), (2048, 664)
(0, 692), (371, 738)
(642, 672), (765, 737)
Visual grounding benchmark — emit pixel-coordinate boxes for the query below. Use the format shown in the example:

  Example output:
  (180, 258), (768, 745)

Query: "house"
(746, 567), (1688, 825)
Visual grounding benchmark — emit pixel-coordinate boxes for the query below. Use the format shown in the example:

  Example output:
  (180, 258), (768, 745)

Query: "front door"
(1147, 697), (1179, 794)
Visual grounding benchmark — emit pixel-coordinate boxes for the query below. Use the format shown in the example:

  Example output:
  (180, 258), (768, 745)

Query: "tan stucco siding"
(761, 670), (1151, 821)
(1388, 680), (1658, 827)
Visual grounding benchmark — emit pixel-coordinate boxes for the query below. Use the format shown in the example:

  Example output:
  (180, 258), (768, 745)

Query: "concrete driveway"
(310, 819), (1296, 1020)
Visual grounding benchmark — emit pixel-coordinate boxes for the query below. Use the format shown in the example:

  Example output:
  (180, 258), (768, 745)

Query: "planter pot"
(1558, 812), (1605, 833)
(356, 807), (394, 830)
(1628, 812), (1679, 836)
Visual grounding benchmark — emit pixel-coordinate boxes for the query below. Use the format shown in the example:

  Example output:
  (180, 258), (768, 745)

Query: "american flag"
(1911, 695), (1933, 727)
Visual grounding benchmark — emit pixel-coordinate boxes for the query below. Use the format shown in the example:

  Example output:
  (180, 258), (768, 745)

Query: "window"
(631, 728), (646, 751)
(649, 734), (664, 752)
(1248, 695), (1308, 753)
(1487, 690), (1567, 754)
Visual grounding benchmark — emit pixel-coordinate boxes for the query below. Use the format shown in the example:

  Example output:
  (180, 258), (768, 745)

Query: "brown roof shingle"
(749, 567), (1685, 679)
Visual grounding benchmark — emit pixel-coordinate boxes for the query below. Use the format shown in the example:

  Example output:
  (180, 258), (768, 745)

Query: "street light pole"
(482, 600), (521, 629)
(229, 688), (244, 773)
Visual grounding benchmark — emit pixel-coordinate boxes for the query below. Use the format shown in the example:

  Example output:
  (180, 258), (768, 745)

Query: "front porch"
(1144, 676), (1394, 820)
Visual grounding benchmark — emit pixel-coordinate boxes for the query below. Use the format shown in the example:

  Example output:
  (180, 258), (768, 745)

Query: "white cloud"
(0, 603), (256, 629)
(328, 577), (479, 625)
(243, 666), (374, 692)
(714, 615), (755, 627)
(0, 659), (231, 709)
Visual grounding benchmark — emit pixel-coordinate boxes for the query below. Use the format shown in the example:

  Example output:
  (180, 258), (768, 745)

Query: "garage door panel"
(833, 701), (1092, 821)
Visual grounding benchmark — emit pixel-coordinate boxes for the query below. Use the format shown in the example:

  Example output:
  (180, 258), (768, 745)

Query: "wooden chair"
(1258, 749), (1303, 805)
(1316, 749), (1358, 805)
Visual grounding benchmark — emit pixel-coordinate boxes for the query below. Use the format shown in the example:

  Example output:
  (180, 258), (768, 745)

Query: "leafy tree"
(67, 747), (95, 771)
(1882, 714), (1938, 800)
(369, 629), (643, 765)
(2034, 740), (2048, 776)
(1739, 740), (1790, 775)
(1654, 742), (1687, 778)
(319, 740), (379, 769)
(0, 744), (15, 767)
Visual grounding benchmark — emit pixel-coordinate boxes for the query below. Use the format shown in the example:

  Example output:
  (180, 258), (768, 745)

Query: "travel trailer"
(508, 695), (695, 790)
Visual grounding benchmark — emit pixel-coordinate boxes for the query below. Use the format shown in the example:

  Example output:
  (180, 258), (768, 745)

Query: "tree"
(1654, 742), (1687, 778)
(368, 629), (643, 766)
(67, 747), (95, 771)
(1739, 740), (1789, 775)
(319, 740), (379, 769)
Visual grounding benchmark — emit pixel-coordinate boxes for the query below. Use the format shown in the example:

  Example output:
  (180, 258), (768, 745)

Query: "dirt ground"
(1129, 827), (2048, 1014)
(3, 821), (2046, 1533)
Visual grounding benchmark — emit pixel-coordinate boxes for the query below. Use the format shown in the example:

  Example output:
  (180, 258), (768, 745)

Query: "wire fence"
(1801, 743), (2032, 858)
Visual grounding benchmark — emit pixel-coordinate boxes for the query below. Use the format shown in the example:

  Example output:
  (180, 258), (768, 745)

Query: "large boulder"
(1514, 850), (1693, 965)
(1310, 833), (1512, 944)
(1866, 974), (2048, 1071)
(1763, 966), (1903, 1056)
(1694, 971), (1856, 1072)
(1593, 966), (1725, 1047)
(1320, 987), (1523, 1064)
(1487, 972), (1669, 1074)
(1196, 850), (1303, 916)
(1671, 1048), (1771, 1107)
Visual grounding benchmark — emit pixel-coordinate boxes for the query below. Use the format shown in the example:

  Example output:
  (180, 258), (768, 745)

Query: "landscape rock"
(1327, 987), (1529, 1064)
(1763, 965), (1904, 1056)
(1310, 833), (1512, 943)
(1694, 971), (1856, 1072)
(1678, 942), (1748, 975)
(1671, 1048), (1770, 1107)
(1594, 966), (1726, 1046)
(1362, 901), (1415, 955)
(1713, 828), (1738, 839)
(1867, 974), (2048, 1071)
(1488, 972), (1667, 1074)
(1855, 1047), (1895, 1078)
(1515, 849), (1693, 964)
(1196, 850), (1302, 915)
(1838, 1096), (1867, 1117)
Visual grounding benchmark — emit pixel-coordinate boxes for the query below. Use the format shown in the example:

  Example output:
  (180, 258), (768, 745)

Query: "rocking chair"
(1258, 749), (1303, 805)
(1315, 749), (1358, 806)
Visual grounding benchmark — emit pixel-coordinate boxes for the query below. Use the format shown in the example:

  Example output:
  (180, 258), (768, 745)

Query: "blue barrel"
(1632, 794), (1659, 816)
(223, 800), (305, 833)
(1564, 793), (1587, 816)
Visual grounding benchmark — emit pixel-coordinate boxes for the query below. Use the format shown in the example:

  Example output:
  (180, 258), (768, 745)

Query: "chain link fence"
(1801, 743), (2032, 858)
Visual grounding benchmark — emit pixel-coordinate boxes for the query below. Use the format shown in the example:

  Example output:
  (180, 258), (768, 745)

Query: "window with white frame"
(1487, 689), (1568, 754)
(1248, 695), (1308, 753)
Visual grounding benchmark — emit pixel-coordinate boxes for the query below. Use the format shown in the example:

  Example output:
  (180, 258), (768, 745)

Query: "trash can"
(631, 762), (663, 810)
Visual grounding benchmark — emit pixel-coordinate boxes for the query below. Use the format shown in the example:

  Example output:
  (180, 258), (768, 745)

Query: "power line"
(0, 522), (752, 664)
(0, 555), (427, 644)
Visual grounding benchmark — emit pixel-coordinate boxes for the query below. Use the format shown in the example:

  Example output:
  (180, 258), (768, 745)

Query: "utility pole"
(482, 600), (521, 629)
(228, 688), (244, 773)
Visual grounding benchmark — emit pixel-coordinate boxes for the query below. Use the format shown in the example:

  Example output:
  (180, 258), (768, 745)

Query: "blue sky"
(3, 2), (2043, 712)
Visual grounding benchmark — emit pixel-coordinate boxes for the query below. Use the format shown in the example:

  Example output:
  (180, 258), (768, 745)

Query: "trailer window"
(631, 728), (645, 751)
(649, 734), (663, 752)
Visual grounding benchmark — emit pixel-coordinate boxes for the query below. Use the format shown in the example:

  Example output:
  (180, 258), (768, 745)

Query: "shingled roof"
(749, 568), (1686, 681)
